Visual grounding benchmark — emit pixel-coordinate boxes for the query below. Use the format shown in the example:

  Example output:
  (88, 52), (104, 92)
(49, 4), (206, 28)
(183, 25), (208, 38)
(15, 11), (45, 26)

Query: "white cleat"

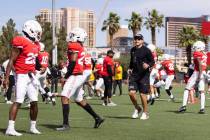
(107, 102), (117, 107)
(6, 101), (13, 104)
(132, 109), (140, 119)
(30, 128), (41, 134)
(140, 112), (149, 120)
(5, 129), (22, 136)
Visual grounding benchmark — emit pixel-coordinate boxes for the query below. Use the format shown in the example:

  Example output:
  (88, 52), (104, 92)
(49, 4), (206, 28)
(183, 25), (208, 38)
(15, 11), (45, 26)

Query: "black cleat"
(178, 106), (186, 113)
(94, 118), (105, 128)
(198, 109), (205, 114)
(150, 98), (155, 105)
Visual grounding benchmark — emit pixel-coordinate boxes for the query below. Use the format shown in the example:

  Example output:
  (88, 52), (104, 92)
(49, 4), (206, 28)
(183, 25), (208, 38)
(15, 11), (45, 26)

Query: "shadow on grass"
(165, 110), (195, 114)
(104, 115), (131, 119)
(40, 124), (90, 130)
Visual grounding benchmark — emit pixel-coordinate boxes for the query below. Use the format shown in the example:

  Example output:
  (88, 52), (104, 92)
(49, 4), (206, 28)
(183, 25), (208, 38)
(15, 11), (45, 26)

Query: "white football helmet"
(162, 54), (170, 60)
(67, 27), (87, 43)
(147, 44), (156, 52)
(97, 58), (104, 64)
(39, 42), (45, 52)
(192, 41), (205, 51)
(22, 20), (42, 42)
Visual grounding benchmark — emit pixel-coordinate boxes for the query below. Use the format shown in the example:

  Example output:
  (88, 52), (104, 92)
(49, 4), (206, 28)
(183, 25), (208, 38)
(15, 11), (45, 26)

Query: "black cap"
(134, 33), (144, 40)
(107, 49), (115, 55)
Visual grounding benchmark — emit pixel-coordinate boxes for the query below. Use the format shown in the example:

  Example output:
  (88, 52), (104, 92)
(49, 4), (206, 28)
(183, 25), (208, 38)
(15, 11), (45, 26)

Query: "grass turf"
(0, 84), (210, 140)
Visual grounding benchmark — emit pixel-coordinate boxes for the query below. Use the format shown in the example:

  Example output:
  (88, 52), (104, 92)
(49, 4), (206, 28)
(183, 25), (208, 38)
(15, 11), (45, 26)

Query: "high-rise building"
(39, 7), (96, 47)
(107, 25), (129, 46)
(165, 15), (209, 48)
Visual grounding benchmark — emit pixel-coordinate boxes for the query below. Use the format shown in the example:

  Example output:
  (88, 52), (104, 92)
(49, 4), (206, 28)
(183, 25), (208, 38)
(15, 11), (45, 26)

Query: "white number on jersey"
(84, 57), (92, 65)
(78, 52), (85, 65)
(41, 56), (48, 64)
(25, 53), (37, 64)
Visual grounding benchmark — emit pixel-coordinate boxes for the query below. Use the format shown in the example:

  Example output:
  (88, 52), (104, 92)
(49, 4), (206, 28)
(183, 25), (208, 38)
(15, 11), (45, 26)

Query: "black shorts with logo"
(128, 73), (150, 94)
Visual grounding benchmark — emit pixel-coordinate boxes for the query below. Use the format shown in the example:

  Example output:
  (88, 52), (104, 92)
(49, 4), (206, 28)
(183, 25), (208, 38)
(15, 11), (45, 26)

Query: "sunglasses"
(134, 36), (143, 40)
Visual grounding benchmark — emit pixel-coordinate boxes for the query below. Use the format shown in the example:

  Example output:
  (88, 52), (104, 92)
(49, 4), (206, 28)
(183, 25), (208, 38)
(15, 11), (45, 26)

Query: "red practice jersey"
(161, 60), (175, 75)
(193, 51), (207, 71)
(83, 54), (92, 70)
(67, 42), (85, 74)
(95, 63), (103, 77)
(11, 36), (40, 74)
(102, 56), (114, 77)
(38, 51), (49, 68)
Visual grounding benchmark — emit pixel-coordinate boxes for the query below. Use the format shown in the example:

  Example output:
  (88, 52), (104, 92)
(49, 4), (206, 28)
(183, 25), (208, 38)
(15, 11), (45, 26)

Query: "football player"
(160, 54), (175, 101)
(178, 41), (207, 113)
(147, 44), (158, 105)
(4, 20), (42, 136)
(36, 42), (55, 105)
(56, 27), (104, 131)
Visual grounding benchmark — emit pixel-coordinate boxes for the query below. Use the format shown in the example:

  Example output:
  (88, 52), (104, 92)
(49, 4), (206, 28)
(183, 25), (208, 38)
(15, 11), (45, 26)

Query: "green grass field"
(0, 84), (210, 140)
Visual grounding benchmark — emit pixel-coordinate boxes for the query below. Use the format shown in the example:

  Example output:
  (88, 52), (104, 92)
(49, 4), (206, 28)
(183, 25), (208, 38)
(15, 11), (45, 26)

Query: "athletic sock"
(200, 92), (205, 109)
(30, 121), (36, 129)
(62, 104), (69, 125)
(147, 95), (150, 100)
(183, 90), (189, 106)
(83, 103), (99, 119)
(8, 120), (15, 130)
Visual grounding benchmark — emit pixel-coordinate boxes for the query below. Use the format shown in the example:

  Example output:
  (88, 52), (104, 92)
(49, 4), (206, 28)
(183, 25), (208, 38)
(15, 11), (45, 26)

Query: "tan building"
(39, 7), (96, 47)
(107, 25), (129, 46)
(165, 16), (209, 48)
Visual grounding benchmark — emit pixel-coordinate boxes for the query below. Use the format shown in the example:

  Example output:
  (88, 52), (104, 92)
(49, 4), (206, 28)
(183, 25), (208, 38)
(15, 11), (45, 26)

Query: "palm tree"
(101, 12), (120, 48)
(126, 12), (143, 37)
(177, 26), (200, 65)
(144, 9), (164, 45)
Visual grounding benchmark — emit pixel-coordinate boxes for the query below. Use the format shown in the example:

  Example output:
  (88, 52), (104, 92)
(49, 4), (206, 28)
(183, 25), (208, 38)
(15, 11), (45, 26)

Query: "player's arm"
(4, 48), (20, 87)
(64, 51), (78, 79)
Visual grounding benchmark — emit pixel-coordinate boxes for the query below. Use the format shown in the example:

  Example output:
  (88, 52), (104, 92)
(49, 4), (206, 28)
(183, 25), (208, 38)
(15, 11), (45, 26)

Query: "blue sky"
(0, 0), (210, 46)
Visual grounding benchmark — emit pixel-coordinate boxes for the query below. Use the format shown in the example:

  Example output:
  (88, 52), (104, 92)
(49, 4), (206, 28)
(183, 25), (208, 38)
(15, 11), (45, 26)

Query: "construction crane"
(96, 0), (111, 26)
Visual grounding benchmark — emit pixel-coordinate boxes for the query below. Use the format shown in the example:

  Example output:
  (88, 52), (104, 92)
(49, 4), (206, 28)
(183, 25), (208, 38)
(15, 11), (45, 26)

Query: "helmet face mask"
(22, 20), (42, 42)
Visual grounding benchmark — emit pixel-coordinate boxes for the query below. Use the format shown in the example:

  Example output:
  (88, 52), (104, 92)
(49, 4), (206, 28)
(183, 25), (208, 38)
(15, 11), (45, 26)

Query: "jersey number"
(25, 53), (37, 64)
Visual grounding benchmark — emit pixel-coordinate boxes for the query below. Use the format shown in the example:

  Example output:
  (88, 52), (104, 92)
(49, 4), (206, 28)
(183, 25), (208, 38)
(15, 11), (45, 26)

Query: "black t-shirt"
(129, 44), (155, 77)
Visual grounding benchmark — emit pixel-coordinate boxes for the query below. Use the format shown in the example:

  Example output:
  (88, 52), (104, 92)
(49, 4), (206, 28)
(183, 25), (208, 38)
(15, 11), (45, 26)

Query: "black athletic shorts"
(128, 73), (150, 94)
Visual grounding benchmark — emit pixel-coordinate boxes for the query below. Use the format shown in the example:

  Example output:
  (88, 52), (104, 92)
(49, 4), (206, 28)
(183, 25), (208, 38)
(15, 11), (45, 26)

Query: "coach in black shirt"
(128, 33), (154, 120)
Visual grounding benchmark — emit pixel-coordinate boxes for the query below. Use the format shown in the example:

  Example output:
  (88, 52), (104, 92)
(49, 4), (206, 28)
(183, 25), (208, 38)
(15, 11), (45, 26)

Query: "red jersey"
(102, 56), (114, 76)
(37, 51), (49, 68)
(161, 60), (175, 75)
(11, 36), (40, 74)
(83, 54), (92, 70)
(67, 42), (84, 74)
(193, 51), (207, 71)
(95, 64), (103, 77)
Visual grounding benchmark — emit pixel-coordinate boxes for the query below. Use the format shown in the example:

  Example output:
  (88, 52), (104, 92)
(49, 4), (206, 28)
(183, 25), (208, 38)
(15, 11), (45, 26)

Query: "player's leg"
(164, 75), (175, 100)
(74, 89), (104, 128)
(198, 77), (205, 114)
(6, 75), (15, 104)
(118, 80), (122, 95)
(139, 75), (150, 120)
(27, 79), (41, 134)
(179, 72), (198, 112)
(56, 76), (76, 131)
(6, 74), (28, 136)
(128, 77), (142, 118)
(112, 80), (117, 96)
